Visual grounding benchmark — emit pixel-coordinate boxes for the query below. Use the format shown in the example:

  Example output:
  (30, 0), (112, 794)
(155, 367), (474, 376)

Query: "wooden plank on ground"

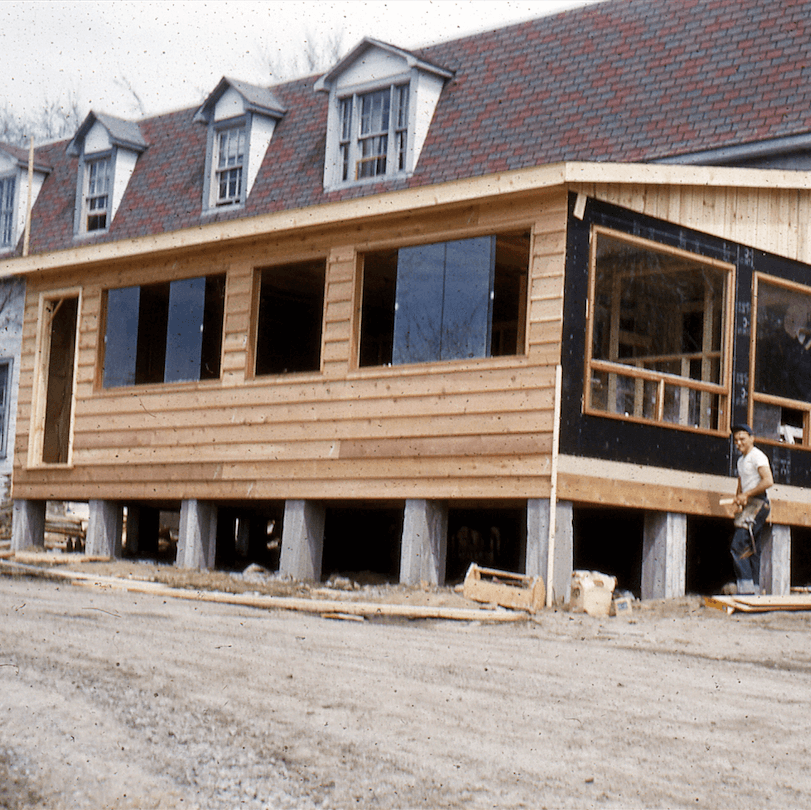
(704, 594), (811, 614)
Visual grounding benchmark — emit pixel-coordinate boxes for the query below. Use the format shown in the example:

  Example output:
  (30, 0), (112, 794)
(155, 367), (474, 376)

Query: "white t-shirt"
(737, 446), (771, 496)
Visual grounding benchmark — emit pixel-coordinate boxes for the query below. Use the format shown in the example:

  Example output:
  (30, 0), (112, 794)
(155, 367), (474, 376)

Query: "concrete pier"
(642, 511), (686, 599)
(526, 499), (573, 605)
(400, 499), (448, 586)
(279, 499), (326, 581)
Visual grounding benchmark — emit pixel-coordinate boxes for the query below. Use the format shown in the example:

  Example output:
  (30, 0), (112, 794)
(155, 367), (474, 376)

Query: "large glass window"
(752, 274), (811, 445)
(254, 259), (326, 375)
(359, 231), (529, 367)
(103, 275), (225, 388)
(585, 227), (732, 432)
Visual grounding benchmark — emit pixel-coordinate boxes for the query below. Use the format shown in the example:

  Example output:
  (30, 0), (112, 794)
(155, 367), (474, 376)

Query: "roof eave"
(8, 161), (811, 278)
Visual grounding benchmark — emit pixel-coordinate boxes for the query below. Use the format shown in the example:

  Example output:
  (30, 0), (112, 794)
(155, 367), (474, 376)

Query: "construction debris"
(704, 593), (811, 614)
(462, 563), (545, 613)
(570, 570), (617, 617)
(0, 559), (526, 623)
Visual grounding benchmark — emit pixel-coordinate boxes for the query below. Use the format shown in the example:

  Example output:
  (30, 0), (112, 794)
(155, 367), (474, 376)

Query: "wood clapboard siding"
(576, 183), (811, 265)
(12, 189), (568, 503)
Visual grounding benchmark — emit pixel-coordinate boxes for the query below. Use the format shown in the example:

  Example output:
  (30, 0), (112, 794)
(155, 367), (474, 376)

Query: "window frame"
(335, 81), (411, 185)
(214, 123), (246, 207)
(0, 175), (16, 248)
(83, 154), (111, 233)
(354, 228), (531, 370)
(583, 225), (735, 436)
(99, 273), (226, 390)
(748, 271), (811, 447)
(0, 357), (12, 459)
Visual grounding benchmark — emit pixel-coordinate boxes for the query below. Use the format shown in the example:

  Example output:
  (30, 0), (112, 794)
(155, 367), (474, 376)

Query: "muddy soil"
(1, 562), (811, 809)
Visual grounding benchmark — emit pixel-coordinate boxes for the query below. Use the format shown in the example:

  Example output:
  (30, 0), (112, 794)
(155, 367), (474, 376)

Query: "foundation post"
(526, 499), (573, 605)
(11, 499), (45, 551)
(400, 499), (448, 586)
(642, 511), (686, 599)
(279, 499), (325, 581)
(86, 500), (124, 558)
(759, 524), (790, 596)
(177, 499), (217, 570)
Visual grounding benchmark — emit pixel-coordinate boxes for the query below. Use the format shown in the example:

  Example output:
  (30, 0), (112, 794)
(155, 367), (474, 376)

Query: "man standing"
(730, 424), (774, 595)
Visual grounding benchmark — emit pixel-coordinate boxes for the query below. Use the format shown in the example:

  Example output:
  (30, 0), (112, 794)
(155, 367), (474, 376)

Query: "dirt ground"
(2, 558), (811, 809)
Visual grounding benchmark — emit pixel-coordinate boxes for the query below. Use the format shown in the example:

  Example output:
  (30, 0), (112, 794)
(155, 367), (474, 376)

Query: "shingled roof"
(20, 0), (811, 256)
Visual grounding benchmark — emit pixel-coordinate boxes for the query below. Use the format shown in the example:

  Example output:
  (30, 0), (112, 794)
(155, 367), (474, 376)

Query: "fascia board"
(8, 161), (811, 278)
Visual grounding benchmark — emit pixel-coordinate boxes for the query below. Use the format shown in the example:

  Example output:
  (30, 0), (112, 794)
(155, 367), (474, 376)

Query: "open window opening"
(752, 274), (811, 446)
(254, 258), (326, 375)
(572, 506), (643, 597)
(446, 506), (524, 582)
(103, 274), (225, 388)
(585, 227), (732, 433)
(40, 296), (79, 464)
(358, 230), (530, 367)
(321, 504), (403, 584)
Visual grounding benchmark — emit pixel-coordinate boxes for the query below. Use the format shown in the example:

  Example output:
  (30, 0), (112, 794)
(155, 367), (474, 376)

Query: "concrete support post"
(642, 511), (687, 599)
(526, 499), (573, 605)
(11, 499), (45, 551)
(279, 499), (326, 581)
(86, 500), (124, 558)
(177, 499), (217, 570)
(759, 524), (791, 596)
(400, 499), (448, 586)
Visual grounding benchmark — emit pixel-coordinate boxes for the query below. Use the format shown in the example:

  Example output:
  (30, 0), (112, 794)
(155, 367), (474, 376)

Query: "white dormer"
(315, 38), (453, 191)
(67, 112), (147, 236)
(0, 143), (50, 253)
(195, 78), (286, 213)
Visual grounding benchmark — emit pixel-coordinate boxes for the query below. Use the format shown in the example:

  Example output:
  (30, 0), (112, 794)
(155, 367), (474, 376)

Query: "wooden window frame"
(0, 175), (15, 247)
(84, 155), (110, 232)
(583, 225), (735, 436)
(748, 271), (811, 447)
(338, 83), (410, 184)
(29, 288), (82, 468)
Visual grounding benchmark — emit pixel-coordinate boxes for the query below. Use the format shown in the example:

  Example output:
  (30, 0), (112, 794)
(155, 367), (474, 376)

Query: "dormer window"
(67, 112), (147, 237)
(0, 176), (14, 247)
(215, 125), (246, 205)
(338, 84), (409, 182)
(195, 77), (286, 214)
(316, 38), (452, 191)
(85, 156), (110, 231)
(0, 143), (50, 253)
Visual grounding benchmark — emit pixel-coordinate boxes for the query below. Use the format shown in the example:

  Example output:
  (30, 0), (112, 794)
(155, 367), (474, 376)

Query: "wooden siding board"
(14, 191), (568, 503)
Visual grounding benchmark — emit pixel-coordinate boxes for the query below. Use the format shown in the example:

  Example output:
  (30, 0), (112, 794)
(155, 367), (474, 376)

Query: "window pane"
(361, 231), (528, 368)
(164, 277), (207, 383)
(392, 236), (496, 364)
(754, 279), (811, 403)
(441, 236), (495, 360)
(104, 274), (223, 388)
(255, 259), (326, 375)
(103, 286), (140, 388)
(392, 242), (445, 364)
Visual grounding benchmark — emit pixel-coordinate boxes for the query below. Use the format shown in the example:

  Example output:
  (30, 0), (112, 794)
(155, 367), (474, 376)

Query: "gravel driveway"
(2, 571), (811, 809)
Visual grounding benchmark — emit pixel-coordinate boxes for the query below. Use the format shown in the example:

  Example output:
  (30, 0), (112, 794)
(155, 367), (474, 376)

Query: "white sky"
(1, 0), (599, 123)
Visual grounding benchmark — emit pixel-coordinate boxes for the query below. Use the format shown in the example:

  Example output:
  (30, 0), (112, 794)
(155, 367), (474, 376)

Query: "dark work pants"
(730, 499), (770, 587)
